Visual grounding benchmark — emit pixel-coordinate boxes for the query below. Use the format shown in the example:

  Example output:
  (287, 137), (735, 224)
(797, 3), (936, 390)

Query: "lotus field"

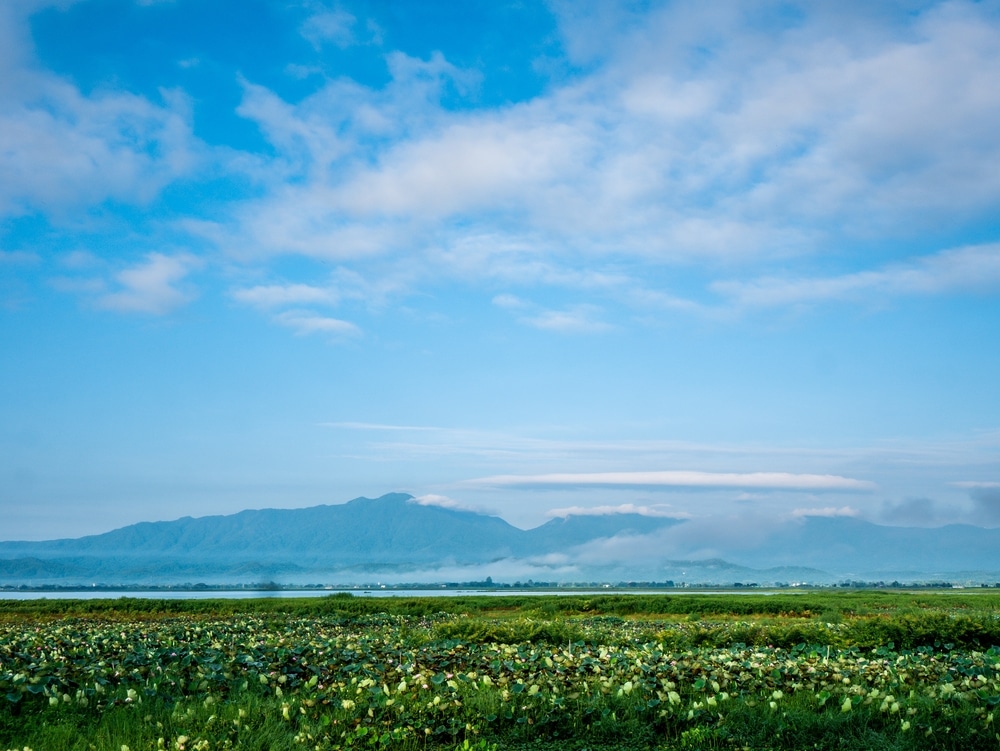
(2, 593), (1000, 750)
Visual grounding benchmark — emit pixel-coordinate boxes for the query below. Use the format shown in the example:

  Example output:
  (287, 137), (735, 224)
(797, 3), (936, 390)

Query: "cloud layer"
(467, 471), (875, 491)
(5, 1), (1000, 329)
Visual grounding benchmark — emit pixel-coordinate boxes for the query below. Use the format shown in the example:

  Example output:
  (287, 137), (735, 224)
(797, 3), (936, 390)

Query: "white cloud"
(324, 421), (445, 432)
(953, 481), (1000, 489)
(0, 250), (38, 265)
(231, 283), (338, 309)
(206, 0), (1000, 324)
(409, 494), (494, 514)
(791, 506), (860, 519)
(713, 243), (1000, 310)
(273, 309), (360, 338)
(0, 82), (198, 220)
(0, 5), (200, 222)
(12, 1), (1000, 332)
(524, 305), (612, 334)
(58, 250), (101, 270)
(96, 253), (200, 315)
(491, 294), (527, 310)
(547, 503), (689, 519)
(466, 470), (875, 491)
(301, 8), (356, 49)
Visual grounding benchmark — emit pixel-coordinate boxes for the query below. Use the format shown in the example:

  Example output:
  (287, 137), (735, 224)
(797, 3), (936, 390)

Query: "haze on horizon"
(1, 0), (999, 543)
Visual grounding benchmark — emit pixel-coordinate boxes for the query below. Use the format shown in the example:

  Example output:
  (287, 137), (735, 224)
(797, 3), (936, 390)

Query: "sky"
(2, 0), (999, 541)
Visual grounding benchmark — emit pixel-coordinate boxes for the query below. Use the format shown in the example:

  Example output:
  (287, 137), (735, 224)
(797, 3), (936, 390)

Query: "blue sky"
(2, 0), (999, 541)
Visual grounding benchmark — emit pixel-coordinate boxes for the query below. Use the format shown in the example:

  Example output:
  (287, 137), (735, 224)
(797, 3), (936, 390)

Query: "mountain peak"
(345, 492), (415, 506)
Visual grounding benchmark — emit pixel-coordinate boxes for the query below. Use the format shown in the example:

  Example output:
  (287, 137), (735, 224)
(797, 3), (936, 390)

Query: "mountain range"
(2, 493), (999, 586)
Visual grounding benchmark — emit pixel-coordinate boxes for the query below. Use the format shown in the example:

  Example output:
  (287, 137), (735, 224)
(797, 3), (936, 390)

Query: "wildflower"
(841, 697), (853, 712)
(901, 721), (911, 732)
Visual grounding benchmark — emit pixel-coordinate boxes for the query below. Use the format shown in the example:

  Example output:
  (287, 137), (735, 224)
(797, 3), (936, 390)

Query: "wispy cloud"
(323, 422), (447, 432)
(791, 506), (860, 519)
(96, 253), (200, 315)
(173, 0), (1000, 334)
(0, 9), (200, 220)
(300, 7), (357, 49)
(410, 494), (495, 514)
(273, 310), (360, 338)
(547, 503), (689, 519)
(231, 283), (338, 309)
(0, 250), (38, 265)
(713, 244), (1000, 310)
(524, 305), (612, 334)
(7, 1), (1000, 333)
(466, 471), (875, 491)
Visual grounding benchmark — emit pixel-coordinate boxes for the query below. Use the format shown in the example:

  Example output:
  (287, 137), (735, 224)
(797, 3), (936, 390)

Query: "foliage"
(2, 593), (1000, 749)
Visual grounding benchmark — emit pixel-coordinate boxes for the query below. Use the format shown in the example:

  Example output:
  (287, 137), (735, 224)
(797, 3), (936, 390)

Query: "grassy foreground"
(2, 592), (1000, 750)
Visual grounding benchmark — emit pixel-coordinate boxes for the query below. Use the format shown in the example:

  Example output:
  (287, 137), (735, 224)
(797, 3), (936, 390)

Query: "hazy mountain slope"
(735, 517), (1000, 575)
(4, 494), (1000, 585)
(0, 494), (527, 566)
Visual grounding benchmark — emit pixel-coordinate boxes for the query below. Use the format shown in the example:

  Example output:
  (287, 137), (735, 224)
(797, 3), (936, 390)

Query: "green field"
(3, 592), (1000, 750)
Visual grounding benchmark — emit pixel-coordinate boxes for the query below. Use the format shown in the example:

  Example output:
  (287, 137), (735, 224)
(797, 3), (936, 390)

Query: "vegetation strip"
(2, 593), (1000, 750)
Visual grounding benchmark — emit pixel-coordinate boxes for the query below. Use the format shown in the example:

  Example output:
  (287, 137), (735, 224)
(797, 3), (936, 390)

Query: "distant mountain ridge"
(0, 493), (683, 584)
(3, 493), (1000, 586)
